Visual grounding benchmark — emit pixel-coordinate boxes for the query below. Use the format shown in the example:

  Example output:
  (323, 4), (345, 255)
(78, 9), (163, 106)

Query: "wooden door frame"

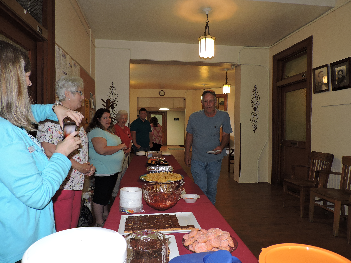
(148, 111), (167, 145)
(272, 36), (313, 185)
(0, 0), (55, 104)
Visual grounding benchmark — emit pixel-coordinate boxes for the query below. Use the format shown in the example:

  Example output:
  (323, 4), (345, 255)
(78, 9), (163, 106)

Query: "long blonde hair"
(0, 40), (34, 130)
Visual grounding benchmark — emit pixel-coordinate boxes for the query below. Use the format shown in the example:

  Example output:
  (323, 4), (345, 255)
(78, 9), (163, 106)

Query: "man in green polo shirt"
(130, 108), (153, 152)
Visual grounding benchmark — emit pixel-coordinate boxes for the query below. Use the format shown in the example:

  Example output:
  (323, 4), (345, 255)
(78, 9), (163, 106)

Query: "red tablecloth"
(104, 155), (258, 263)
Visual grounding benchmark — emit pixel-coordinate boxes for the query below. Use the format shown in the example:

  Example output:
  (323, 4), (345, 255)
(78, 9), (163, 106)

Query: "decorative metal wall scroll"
(101, 82), (118, 123)
(250, 85), (260, 133)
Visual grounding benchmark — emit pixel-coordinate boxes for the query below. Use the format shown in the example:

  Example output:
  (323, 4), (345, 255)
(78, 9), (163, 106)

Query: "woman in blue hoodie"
(0, 40), (84, 263)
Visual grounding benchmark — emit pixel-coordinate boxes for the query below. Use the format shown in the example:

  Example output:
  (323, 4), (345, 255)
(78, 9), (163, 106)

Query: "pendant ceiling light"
(199, 8), (215, 59)
(223, 69), (231, 94)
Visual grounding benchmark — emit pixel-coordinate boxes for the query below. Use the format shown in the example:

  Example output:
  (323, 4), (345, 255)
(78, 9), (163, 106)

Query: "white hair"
(56, 75), (84, 101)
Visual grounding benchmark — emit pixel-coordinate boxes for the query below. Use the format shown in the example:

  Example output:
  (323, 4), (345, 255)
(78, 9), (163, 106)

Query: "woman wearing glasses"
(37, 76), (95, 232)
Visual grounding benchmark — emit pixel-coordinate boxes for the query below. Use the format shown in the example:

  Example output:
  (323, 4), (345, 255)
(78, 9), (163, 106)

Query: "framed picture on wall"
(331, 57), (351, 91)
(313, 64), (329, 93)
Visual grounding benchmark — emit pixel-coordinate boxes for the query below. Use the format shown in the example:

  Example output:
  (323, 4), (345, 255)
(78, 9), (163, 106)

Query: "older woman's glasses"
(73, 90), (84, 96)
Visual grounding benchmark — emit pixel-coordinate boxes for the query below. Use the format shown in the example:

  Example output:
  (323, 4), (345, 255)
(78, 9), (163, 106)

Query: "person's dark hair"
(150, 116), (159, 127)
(139, 108), (147, 113)
(202, 90), (216, 98)
(86, 108), (110, 132)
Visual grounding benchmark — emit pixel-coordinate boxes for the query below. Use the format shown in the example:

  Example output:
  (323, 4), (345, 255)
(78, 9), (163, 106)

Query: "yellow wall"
(55, 0), (95, 78)
(269, 1), (351, 172)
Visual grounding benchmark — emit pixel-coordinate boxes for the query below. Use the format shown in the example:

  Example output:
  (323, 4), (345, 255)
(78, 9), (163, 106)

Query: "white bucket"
(22, 227), (127, 263)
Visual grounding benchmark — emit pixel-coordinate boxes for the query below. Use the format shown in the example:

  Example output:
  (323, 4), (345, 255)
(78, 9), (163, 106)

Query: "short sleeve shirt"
(130, 118), (152, 148)
(37, 121), (89, 190)
(88, 128), (124, 175)
(186, 110), (232, 162)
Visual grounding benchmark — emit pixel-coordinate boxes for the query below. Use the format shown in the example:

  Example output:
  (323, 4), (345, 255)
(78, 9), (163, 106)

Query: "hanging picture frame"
(313, 64), (329, 93)
(331, 57), (351, 91)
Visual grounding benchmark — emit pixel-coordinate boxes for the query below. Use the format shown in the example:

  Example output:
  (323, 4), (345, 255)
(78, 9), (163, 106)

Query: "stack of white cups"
(119, 187), (143, 212)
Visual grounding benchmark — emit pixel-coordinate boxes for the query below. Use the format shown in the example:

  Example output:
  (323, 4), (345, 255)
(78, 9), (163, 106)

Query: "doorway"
(148, 111), (167, 145)
(272, 37), (312, 185)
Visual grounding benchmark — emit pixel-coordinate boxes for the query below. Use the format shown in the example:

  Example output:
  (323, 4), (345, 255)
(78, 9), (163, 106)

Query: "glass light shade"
(223, 84), (231, 94)
(199, 35), (215, 59)
(159, 108), (169, 111)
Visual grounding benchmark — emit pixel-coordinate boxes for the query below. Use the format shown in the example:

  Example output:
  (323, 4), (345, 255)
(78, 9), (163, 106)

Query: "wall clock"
(159, 90), (165, 96)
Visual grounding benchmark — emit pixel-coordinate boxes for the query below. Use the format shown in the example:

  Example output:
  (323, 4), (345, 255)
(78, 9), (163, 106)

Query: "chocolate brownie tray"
(118, 212), (201, 235)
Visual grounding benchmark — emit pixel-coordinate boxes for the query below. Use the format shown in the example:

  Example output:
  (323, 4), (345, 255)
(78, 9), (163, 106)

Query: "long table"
(104, 155), (258, 262)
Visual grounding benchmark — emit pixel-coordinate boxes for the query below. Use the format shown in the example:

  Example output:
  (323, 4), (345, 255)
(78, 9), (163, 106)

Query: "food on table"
(125, 230), (169, 263)
(140, 172), (182, 183)
(147, 165), (173, 173)
(124, 214), (195, 233)
(142, 179), (184, 210)
(147, 157), (169, 166)
(183, 228), (237, 253)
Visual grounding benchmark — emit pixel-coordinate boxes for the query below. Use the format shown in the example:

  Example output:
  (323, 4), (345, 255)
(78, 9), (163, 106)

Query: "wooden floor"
(164, 145), (351, 260)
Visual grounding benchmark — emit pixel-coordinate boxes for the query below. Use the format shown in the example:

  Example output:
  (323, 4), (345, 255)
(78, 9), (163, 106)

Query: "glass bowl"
(125, 230), (169, 263)
(142, 180), (184, 211)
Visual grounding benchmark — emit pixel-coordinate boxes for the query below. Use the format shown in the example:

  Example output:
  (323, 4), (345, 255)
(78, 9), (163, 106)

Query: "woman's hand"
(55, 131), (81, 156)
(119, 143), (127, 151)
(124, 147), (131, 155)
(75, 162), (95, 176)
(53, 105), (84, 128)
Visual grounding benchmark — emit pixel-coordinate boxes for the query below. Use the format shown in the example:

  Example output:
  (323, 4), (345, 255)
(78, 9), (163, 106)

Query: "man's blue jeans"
(191, 159), (222, 205)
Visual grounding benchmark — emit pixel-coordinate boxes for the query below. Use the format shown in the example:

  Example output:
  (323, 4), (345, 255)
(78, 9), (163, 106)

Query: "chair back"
(340, 156), (351, 191)
(308, 151), (334, 186)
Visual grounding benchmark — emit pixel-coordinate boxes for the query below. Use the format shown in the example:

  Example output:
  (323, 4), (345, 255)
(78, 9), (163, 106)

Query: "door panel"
(281, 82), (308, 180)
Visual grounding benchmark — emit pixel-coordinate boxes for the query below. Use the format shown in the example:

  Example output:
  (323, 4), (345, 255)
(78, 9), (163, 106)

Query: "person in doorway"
(0, 40), (83, 263)
(37, 75), (95, 232)
(150, 116), (162, 151)
(184, 90), (232, 205)
(112, 110), (132, 197)
(86, 108), (126, 226)
(130, 108), (153, 152)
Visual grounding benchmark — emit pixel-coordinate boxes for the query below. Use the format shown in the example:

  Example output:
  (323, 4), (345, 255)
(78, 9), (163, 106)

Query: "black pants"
(93, 173), (119, 205)
(151, 143), (162, 151)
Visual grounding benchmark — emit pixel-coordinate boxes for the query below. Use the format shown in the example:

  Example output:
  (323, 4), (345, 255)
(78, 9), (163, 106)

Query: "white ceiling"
(76, 0), (339, 92)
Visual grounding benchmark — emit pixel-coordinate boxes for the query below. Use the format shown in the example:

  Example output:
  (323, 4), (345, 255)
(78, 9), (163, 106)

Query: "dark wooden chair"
(283, 151), (334, 218)
(309, 156), (351, 237)
(348, 195), (351, 244)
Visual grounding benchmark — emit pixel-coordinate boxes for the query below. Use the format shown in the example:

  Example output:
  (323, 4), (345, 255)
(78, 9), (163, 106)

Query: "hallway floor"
(163, 145), (351, 260)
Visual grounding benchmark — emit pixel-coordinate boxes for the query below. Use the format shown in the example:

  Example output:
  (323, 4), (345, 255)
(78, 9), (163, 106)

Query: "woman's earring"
(68, 98), (70, 101)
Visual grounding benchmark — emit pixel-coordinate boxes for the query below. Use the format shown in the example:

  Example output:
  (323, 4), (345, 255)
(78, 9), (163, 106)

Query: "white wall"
(55, 0), (95, 77)
(269, 1), (351, 173)
(95, 47), (130, 115)
(234, 48), (270, 183)
(167, 111), (185, 146)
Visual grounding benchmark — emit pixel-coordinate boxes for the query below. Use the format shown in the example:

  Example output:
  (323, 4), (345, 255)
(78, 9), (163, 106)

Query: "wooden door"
(272, 37), (312, 184)
(280, 81), (309, 180)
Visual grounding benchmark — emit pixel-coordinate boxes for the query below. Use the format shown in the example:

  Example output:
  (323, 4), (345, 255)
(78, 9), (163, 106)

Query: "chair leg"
(283, 183), (287, 208)
(300, 188), (306, 218)
(348, 206), (351, 244)
(333, 201), (342, 237)
(309, 191), (315, 222)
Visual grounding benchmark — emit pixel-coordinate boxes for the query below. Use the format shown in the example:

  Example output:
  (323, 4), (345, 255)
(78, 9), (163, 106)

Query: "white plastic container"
(181, 194), (200, 203)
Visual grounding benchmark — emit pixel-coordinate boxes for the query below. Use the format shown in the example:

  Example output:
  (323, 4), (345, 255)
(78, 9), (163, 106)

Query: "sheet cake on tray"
(118, 212), (200, 234)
